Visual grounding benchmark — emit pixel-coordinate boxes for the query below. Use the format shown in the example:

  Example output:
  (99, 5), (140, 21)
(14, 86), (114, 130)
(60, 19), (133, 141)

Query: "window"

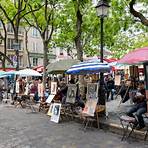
(7, 55), (14, 66)
(32, 28), (39, 37)
(32, 42), (38, 52)
(18, 27), (23, 35)
(7, 39), (14, 49)
(7, 38), (23, 50)
(7, 24), (13, 33)
(33, 58), (38, 66)
(0, 21), (2, 28)
(19, 56), (23, 66)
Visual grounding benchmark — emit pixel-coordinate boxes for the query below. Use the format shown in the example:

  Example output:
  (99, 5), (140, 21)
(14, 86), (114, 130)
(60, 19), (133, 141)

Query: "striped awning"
(66, 60), (111, 75)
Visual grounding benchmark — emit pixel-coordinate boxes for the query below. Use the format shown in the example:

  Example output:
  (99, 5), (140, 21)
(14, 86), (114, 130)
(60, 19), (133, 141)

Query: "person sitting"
(126, 80), (147, 129)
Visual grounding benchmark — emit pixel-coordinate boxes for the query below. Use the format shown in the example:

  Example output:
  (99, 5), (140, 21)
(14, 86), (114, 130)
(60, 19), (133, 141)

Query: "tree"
(0, 0), (42, 70)
(129, 0), (148, 26)
(0, 18), (13, 70)
(24, 27), (31, 68)
(24, 0), (58, 87)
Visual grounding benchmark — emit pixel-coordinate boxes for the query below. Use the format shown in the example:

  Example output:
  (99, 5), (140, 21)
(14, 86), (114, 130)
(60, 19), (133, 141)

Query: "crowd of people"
(0, 71), (147, 130)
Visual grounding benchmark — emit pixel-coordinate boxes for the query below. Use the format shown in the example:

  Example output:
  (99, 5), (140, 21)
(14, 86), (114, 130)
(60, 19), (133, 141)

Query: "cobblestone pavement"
(0, 104), (148, 148)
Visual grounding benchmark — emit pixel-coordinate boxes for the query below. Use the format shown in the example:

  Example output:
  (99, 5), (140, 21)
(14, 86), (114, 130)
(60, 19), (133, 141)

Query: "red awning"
(33, 65), (44, 72)
(118, 47), (148, 64)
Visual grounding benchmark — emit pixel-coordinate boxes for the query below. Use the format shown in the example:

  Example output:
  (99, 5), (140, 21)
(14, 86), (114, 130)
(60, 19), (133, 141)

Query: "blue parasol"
(66, 60), (111, 75)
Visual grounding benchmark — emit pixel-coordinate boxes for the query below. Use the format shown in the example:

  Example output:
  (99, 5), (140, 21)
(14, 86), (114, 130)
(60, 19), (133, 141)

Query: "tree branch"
(12, 1), (27, 22)
(129, 0), (148, 26)
(20, 4), (45, 20)
(28, 4), (42, 35)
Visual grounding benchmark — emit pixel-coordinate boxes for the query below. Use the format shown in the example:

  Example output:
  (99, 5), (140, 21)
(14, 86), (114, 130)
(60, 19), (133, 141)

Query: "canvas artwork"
(115, 75), (121, 86)
(86, 83), (99, 100)
(50, 103), (61, 123)
(51, 82), (57, 95)
(15, 81), (20, 94)
(46, 94), (55, 104)
(66, 84), (77, 104)
(38, 83), (44, 97)
(146, 90), (148, 100)
(47, 103), (54, 116)
(82, 99), (98, 116)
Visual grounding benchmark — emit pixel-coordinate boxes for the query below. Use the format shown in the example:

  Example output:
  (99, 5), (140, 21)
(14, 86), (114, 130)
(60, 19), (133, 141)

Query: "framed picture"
(66, 84), (77, 104)
(146, 90), (148, 100)
(46, 94), (55, 104)
(51, 82), (57, 95)
(50, 103), (61, 123)
(82, 99), (98, 116)
(86, 83), (99, 100)
(16, 81), (20, 94)
(38, 83), (44, 97)
(115, 75), (121, 86)
(47, 103), (54, 116)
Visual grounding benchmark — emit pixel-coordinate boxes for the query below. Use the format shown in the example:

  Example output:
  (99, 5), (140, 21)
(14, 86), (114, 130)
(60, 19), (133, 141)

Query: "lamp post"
(13, 42), (20, 71)
(95, 0), (110, 105)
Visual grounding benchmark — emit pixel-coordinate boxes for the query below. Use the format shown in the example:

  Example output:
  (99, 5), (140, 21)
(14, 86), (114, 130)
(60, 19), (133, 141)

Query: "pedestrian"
(106, 76), (115, 101)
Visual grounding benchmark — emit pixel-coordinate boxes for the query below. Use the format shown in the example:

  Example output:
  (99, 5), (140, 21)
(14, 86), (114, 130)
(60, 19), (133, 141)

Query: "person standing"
(106, 76), (115, 101)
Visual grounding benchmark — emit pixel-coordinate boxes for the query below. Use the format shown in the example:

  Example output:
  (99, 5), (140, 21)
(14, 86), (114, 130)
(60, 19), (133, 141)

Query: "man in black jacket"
(126, 81), (147, 129)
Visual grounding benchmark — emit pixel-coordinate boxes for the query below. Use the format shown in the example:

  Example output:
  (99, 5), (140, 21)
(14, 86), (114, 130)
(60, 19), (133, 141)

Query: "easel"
(118, 82), (130, 107)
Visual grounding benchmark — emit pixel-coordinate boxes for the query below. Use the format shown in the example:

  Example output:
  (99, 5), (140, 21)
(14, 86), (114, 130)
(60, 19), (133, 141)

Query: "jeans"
(107, 89), (114, 100)
(127, 102), (147, 127)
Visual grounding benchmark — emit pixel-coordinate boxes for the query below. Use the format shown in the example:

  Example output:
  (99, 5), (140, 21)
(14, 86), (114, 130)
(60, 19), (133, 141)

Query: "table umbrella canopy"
(66, 60), (111, 75)
(118, 47), (148, 64)
(47, 59), (80, 74)
(15, 68), (42, 77)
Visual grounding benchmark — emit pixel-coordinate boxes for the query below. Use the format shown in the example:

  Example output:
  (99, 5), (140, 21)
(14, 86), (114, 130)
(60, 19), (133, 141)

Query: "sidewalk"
(1, 96), (148, 141)
(100, 97), (148, 140)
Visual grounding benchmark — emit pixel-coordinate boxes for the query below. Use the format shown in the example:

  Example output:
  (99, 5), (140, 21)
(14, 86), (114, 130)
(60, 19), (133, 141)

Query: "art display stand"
(80, 83), (105, 130)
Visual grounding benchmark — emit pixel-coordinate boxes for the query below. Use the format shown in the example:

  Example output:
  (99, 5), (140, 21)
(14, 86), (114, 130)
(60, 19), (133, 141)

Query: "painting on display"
(38, 83), (44, 97)
(51, 82), (57, 95)
(47, 103), (54, 116)
(16, 81), (20, 94)
(66, 84), (77, 104)
(86, 83), (99, 100)
(46, 94), (55, 104)
(50, 103), (61, 123)
(115, 75), (121, 86)
(146, 90), (148, 100)
(82, 99), (98, 116)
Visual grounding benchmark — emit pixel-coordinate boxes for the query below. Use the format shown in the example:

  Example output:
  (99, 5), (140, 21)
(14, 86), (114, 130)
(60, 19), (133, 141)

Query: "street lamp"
(95, 0), (110, 105)
(13, 42), (20, 71)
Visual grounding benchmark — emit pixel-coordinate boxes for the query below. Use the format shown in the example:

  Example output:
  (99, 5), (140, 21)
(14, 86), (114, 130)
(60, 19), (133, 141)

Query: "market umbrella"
(15, 68), (42, 77)
(118, 47), (148, 64)
(66, 60), (111, 75)
(47, 59), (80, 74)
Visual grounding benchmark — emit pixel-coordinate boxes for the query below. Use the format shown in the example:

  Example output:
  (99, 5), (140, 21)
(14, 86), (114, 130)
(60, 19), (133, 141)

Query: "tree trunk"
(129, 0), (148, 26)
(74, 7), (85, 99)
(74, 9), (83, 62)
(14, 29), (19, 71)
(43, 41), (49, 90)
(24, 29), (31, 68)
(1, 19), (7, 71)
